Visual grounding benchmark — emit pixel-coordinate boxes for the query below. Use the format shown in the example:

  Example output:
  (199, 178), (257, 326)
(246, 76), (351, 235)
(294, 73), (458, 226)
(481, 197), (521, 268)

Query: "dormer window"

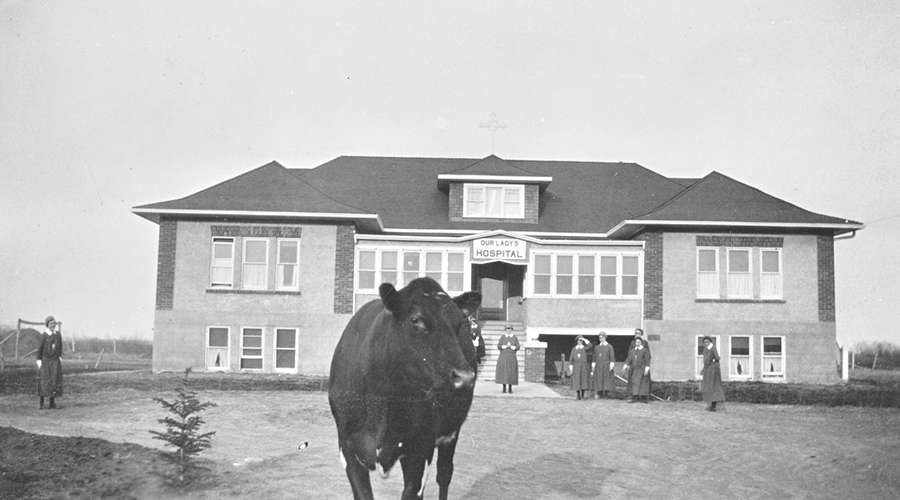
(464, 183), (524, 219)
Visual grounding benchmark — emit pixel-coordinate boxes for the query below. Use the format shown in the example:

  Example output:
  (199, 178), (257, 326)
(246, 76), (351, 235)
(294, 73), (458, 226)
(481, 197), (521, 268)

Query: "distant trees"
(854, 342), (900, 370)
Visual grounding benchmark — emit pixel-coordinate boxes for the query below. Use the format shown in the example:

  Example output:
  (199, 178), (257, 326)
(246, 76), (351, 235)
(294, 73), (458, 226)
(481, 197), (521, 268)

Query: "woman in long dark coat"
(461, 307), (486, 368)
(36, 315), (64, 409)
(591, 332), (616, 398)
(701, 336), (725, 411)
(569, 336), (592, 399)
(623, 337), (651, 403)
(495, 324), (519, 394)
(626, 328), (650, 395)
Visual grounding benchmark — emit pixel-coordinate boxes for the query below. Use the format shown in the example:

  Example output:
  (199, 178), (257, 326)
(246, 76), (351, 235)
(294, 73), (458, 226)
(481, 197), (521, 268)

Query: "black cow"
(329, 277), (481, 500)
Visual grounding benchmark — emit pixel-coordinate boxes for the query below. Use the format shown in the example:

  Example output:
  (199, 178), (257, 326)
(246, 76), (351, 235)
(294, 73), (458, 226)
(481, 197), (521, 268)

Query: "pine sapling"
(150, 367), (217, 485)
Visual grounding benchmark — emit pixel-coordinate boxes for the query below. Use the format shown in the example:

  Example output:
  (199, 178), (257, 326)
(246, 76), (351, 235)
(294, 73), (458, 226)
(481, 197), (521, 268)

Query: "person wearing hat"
(700, 336), (726, 411)
(461, 307), (486, 369)
(623, 336), (651, 403)
(36, 315), (64, 409)
(569, 336), (592, 400)
(626, 328), (651, 396)
(591, 332), (616, 398)
(495, 324), (520, 394)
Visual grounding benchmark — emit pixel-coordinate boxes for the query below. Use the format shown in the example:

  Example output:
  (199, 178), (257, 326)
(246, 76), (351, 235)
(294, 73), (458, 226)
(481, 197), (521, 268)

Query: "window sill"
(207, 289), (302, 296)
(695, 298), (785, 304)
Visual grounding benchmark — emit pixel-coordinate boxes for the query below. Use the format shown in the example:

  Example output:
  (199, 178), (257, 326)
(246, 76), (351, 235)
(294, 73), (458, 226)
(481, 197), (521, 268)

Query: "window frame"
(759, 248), (783, 300)
(726, 247), (753, 299)
(210, 237), (235, 289)
(241, 237), (270, 290)
(530, 251), (641, 299)
(239, 326), (265, 371)
(696, 246), (719, 299)
(273, 327), (299, 373)
(206, 326), (230, 372)
(695, 334), (721, 379)
(761, 335), (786, 381)
(728, 335), (753, 380)
(355, 247), (470, 294)
(275, 238), (301, 291)
(462, 183), (525, 219)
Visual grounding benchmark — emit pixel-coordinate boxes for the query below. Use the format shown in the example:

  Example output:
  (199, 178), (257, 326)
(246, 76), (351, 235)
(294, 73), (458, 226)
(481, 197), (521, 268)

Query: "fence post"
(841, 347), (849, 381)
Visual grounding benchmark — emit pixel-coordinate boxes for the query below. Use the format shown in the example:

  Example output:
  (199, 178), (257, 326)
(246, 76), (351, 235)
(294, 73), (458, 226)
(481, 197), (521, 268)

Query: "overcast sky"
(1, 1), (898, 347)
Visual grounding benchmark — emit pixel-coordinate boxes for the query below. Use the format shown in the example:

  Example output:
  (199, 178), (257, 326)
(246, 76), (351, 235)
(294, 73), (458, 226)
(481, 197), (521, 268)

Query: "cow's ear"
(453, 291), (482, 312)
(380, 283), (403, 314)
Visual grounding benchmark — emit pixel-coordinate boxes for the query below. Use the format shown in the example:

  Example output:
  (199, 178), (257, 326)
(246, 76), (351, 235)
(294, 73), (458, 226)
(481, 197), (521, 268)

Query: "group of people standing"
(569, 328), (725, 410)
(569, 328), (653, 402)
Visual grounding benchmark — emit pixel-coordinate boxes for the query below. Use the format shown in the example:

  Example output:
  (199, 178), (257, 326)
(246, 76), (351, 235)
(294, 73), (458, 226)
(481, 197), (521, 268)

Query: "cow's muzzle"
(451, 368), (476, 389)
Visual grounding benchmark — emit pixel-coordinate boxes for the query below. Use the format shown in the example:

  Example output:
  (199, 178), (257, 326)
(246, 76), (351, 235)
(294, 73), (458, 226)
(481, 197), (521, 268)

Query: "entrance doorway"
(473, 262), (524, 322)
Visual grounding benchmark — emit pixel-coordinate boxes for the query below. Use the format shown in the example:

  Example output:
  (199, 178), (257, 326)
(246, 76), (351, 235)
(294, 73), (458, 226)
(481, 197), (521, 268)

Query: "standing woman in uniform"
(701, 336), (725, 411)
(495, 324), (520, 394)
(462, 307), (486, 370)
(591, 332), (616, 398)
(36, 316), (64, 410)
(626, 328), (651, 395)
(623, 337), (651, 403)
(570, 336), (592, 400)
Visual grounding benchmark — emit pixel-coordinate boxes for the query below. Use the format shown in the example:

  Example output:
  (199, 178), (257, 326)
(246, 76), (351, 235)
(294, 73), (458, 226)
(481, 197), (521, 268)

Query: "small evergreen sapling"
(150, 367), (217, 484)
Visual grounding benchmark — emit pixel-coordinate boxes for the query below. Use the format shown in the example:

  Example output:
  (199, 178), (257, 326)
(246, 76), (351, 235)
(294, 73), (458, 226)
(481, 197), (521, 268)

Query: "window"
(358, 250), (376, 290)
(760, 248), (783, 299)
(727, 248), (752, 299)
(402, 252), (420, 286)
(599, 256), (617, 296)
(210, 238), (235, 289)
(762, 336), (785, 380)
(729, 336), (752, 379)
(696, 247), (719, 298)
(276, 239), (300, 290)
(242, 238), (269, 290)
(274, 328), (298, 371)
(206, 326), (230, 371)
(695, 335), (721, 379)
(532, 252), (640, 298)
(534, 254), (551, 295)
(380, 251), (399, 286)
(357, 248), (468, 293)
(556, 255), (573, 295)
(240, 327), (264, 370)
(578, 256), (595, 296)
(463, 184), (524, 218)
(622, 255), (639, 295)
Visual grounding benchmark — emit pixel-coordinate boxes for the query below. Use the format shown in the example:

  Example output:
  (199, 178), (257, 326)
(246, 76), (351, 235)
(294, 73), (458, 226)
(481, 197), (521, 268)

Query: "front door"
(475, 262), (508, 321)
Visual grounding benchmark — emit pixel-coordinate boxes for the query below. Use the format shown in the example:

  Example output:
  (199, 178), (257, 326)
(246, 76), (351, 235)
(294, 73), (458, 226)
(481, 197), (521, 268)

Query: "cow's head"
(379, 278), (477, 392)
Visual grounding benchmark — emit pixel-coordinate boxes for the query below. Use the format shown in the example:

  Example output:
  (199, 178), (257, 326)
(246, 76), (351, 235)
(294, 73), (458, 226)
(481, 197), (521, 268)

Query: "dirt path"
(2, 388), (899, 499)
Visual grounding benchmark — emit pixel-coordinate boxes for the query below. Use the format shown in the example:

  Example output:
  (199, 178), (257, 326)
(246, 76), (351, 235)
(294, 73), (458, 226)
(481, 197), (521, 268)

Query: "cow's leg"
(342, 446), (375, 500)
(436, 438), (459, 500)
(399, 449), (431, 500)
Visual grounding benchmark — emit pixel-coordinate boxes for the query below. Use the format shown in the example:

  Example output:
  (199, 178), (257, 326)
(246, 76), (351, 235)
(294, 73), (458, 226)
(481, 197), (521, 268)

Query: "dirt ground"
(2, 381), (900, 500)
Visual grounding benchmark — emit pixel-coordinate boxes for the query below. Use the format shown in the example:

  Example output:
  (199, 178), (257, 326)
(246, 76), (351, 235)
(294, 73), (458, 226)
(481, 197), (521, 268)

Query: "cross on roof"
(479, 112), (506, 154)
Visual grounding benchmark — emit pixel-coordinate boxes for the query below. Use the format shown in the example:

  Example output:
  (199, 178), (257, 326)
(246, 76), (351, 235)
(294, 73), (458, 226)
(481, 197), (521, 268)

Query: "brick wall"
(696, 235), (784, 248)
(817, 235), (835, 322)
(333, 224), (356, 314)
(155, 217), (176, 310)
(641, 231), (663, 320)
(524, 345), (545, 383)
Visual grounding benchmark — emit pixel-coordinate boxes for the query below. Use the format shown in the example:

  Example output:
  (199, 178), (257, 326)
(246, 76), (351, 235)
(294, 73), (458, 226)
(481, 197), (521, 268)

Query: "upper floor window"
(696, 247), (719, 298)
(463, 184), (524, 219)
(276, 239), (301, 291)
(357, 248), (467, 294)
(242, 238), (269, 290)
(726, 248), (752, 299)
(532, 252), (640, 298)
(210, 238), (235, 289)
(760, 248), (783, 299)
